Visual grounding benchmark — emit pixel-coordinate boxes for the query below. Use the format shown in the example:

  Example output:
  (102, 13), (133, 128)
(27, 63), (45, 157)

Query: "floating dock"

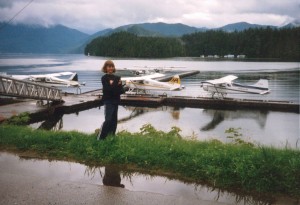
(0, 89), (298, 123)
(120, 95), (299, 112)
(163, 96), (299, 112)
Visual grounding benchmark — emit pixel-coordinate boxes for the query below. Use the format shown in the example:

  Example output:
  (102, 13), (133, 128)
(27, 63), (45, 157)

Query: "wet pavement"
(1, 175), (219, 205)
(0, 152), (298, 205)
(0, 152), (230, 205)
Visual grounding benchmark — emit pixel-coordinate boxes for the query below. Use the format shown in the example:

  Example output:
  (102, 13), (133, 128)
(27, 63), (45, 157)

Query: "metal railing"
(0, 75), (62, 102)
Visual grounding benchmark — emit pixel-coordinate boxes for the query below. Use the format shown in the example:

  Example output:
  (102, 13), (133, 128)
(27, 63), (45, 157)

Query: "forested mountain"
(89, 22), (276, 39)
(86, 27), (300, 60)
(114, 22), (204, 36)
(74, 22), (204, 53)
(84, 22), (204, 40)
(0, 22), (202, 54)
(0, 21), (298, 58)
(216, 22), (276, 32)
(69, 28), (114, 53)
(182, 27), (300, 60)
(0, 23), (88, 53)
(85, 31), (185, 58)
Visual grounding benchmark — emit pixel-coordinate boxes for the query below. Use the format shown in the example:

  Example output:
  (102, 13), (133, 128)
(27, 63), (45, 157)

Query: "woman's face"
(107, 65), (114, 74)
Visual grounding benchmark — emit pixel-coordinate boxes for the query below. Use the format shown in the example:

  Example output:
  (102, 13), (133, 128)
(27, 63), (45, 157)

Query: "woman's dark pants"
(98, 102), (118, 140)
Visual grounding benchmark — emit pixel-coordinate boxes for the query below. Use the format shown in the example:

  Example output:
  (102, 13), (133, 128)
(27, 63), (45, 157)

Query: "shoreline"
(0, 150), (299, 205)
(0, 124), (299, 200)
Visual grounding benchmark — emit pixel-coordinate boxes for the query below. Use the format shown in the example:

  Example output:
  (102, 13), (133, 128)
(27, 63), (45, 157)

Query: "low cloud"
(0, 0), (298, 34)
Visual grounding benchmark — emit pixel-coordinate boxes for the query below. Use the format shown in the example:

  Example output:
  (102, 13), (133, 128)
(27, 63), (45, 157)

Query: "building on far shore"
(237, 55), (246, 58)
(200, 55), (221, 58)
(224, 54), (235, 58)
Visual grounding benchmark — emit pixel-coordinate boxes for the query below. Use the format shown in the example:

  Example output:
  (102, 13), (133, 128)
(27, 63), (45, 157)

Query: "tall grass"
(0, 124), (299, 197)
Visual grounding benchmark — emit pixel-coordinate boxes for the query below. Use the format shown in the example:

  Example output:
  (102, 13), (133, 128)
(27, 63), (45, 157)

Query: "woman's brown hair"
(102, 60), (116, 73)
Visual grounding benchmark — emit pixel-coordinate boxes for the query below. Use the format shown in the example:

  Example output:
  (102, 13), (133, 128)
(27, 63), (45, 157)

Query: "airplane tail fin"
(253, 79), (268, 89)
(69, 73), (78, 81)
(253, 79), (270, 94)
(168, 75), (180, 85)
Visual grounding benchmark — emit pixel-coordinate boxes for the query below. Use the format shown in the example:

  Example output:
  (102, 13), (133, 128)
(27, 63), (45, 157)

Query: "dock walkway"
(0, 75), (62, 102)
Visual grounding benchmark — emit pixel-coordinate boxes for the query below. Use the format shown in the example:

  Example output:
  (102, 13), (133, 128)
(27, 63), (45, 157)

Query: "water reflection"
(201, 109), (268, 131)
(119, 106), (180, 123)
(38, 113), (63, 130)
(102, 166), (125, 188)
(1, 152), (297, 205)
(30, 105), (299, 149)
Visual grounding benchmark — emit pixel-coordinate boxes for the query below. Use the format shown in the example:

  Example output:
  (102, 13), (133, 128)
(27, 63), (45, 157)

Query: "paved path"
(0, 152), (232, 205)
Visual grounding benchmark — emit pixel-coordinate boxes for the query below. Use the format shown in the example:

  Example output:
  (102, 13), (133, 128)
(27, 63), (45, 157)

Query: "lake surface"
(0, 54), (299, 101)
(0, 54), (299, 149)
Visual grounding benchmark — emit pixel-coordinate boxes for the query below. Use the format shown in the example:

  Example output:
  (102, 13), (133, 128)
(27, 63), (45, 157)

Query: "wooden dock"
(73, 89), (299, 112)
(163, 96), (299, 112)
(0, 89), (298, 123)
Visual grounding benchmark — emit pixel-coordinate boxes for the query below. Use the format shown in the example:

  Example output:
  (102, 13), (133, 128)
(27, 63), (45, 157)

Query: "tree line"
(85, 31), (185, 58)
(85, 27), (300, 60)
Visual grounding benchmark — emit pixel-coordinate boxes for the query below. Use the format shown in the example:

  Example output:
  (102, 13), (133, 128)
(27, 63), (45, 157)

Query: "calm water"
(1, 54), (299, 148)
(0, 54), (299, 101)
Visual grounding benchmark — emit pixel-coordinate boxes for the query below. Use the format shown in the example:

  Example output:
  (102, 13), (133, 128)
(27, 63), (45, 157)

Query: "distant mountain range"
(114, 22), (206, 36)
(0, 21), (298, 54)
(216, 22), (277, 32)
(0, 23), (88, 54)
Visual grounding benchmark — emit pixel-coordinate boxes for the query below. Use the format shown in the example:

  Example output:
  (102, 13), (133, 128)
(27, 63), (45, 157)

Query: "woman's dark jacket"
(101, 74), (124, 103)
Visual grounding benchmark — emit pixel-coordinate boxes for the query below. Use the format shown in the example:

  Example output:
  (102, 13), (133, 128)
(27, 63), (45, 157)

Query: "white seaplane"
(121, 72), (184, 94)
(200, 75), (270, 98)
(120, 66), (185, 75)
(10, 72), (86, 88)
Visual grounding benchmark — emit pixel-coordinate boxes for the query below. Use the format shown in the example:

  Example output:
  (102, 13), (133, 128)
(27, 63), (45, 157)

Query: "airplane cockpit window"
(37, 78), (46, 82)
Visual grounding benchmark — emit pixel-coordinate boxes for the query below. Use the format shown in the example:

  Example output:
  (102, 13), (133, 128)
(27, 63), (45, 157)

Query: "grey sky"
(0, 0), (299, 34)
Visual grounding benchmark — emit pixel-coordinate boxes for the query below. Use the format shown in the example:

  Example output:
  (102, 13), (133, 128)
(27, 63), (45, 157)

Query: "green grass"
(0, 124), (299, 197)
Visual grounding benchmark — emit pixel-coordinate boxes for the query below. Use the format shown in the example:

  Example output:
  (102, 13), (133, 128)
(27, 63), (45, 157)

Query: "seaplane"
(10, 72), (86, 88)
(120, 66), (185, 76)
(121, 72), (184, 94)
(200, 75), (270, 98)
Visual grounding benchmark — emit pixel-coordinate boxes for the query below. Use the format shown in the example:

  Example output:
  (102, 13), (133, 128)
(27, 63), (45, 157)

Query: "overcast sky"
(0, 0), (299, 34)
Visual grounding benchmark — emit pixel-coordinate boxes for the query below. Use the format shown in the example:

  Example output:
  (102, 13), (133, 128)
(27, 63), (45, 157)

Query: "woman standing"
(98, 60), (124, 140)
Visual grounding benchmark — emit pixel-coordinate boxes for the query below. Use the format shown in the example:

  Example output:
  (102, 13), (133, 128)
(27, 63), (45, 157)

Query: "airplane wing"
(11, 75), (31, 80)
(121, 73), (165, 81)
(204, 75), (238, 85)
(32, 72), (75, 78)
(44, 72), (75, 77)
(12, 72), (75, 79)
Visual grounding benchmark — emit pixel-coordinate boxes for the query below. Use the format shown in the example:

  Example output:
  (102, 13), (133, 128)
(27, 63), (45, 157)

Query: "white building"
(224, 54), (235, 58)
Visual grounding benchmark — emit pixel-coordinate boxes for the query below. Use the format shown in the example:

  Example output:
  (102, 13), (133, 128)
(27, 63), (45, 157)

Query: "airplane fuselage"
(11, 73), (81, 87)
(126, 79), (181, 91)
(29, 77), (80, 87)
